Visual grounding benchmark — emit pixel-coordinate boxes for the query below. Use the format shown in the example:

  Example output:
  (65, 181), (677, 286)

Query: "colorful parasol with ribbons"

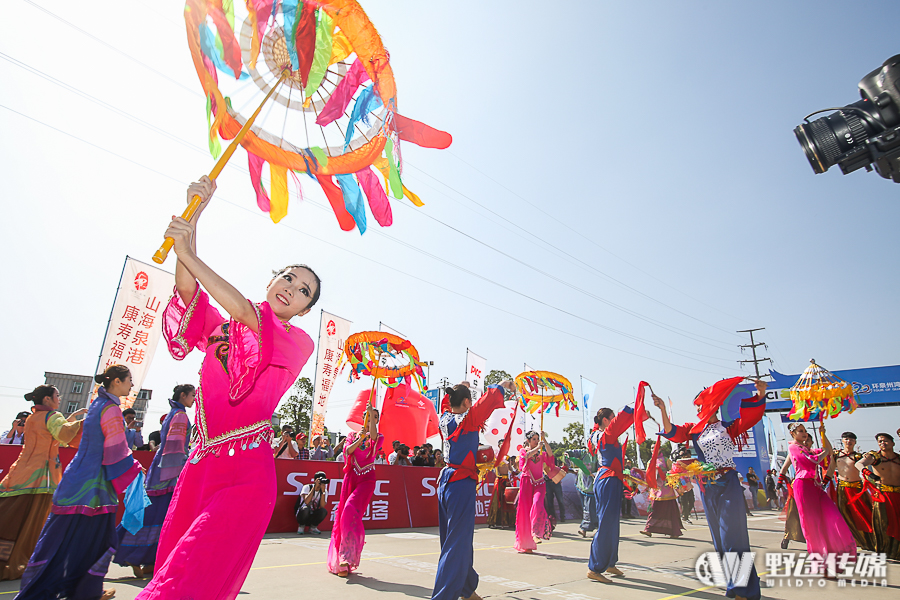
(336, 331), (426, 432)
(788, 359), (858, 422)
(514, 370), (577, 439)
(154, 0), (451, 263)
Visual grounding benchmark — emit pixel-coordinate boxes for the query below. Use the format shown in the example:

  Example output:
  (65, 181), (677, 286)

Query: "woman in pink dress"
(136, 177), (318, 600)
(328, 406), (382, 576)
(787, 422), (856, 565)
(514, 431), (555, 553)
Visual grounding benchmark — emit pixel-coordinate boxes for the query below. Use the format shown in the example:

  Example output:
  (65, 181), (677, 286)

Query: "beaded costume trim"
(189, 387), (274, 464)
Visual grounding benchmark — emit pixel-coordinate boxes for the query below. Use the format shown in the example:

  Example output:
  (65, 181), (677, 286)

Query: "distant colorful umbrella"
(788, 359), (858, 421)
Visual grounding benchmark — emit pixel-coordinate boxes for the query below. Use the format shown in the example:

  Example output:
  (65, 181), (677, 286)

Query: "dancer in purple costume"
(113, 384), (195, 578)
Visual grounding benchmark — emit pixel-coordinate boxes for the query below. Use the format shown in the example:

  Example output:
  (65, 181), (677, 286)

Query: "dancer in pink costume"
(514, 431), (556, 553)
(328, 406), (383, 576)
(787, 422), (856, 564)
(136, 177), (318, 600)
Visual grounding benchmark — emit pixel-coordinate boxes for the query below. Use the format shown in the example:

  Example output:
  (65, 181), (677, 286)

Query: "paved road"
(2, 512), (896, 599)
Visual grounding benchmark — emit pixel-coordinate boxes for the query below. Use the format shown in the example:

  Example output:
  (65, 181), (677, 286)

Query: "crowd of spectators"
(270, 428), (443, 466)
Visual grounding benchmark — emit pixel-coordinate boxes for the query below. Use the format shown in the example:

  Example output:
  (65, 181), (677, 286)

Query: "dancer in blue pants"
(432, 381), (511, 600)
(653, 378), (767, 600)
(587, 405), (635, 583)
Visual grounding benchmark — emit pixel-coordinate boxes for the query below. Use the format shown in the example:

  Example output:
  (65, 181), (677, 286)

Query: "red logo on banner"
(134, 271), (149, 291)
(326, 319), (336, 336)
(470, 365), (482, 379)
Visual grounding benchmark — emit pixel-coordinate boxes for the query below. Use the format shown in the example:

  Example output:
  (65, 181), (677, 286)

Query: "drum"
(476, 444), (495, 466)
(504, 486), (519, 504)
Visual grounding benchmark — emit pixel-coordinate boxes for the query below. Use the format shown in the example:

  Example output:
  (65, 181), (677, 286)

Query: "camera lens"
(794, 99), (882, 173)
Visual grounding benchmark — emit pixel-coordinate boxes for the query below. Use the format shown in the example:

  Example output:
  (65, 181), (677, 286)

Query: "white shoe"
(311, 527), (322, 534)
(297, 527), (306, 534)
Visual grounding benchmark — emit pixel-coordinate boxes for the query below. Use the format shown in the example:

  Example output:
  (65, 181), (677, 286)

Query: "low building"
(44, 371), (151, 421)
(44, 372), (93, 417)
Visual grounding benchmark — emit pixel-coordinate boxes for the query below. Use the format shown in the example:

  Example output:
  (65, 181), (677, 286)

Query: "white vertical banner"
(311, 311), (352, 439)
(93, 257), (174, 408)
(465, 349), (487, 401)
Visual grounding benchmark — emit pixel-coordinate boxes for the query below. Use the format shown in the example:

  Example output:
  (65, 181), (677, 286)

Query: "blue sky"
(1, 0), (898, 449)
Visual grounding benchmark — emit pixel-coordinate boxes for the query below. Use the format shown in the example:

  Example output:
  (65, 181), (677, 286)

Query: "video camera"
(794, 55), (900, 182)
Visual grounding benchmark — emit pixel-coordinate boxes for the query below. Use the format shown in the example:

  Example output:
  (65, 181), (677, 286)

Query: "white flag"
(94, 257), (174, 408)
(311, 311), (351, 438)
(465, 349), (486, 401)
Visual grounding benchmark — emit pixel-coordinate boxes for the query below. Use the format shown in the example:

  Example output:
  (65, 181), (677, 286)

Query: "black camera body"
(795, 55), (900, 182)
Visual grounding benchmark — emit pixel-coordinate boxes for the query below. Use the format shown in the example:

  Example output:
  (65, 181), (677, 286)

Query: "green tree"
(485, 369), (513, 387)
(562, 422), (585, 449)
(624, 439), (673, 466)
(545, 422), (585, 460)
(277, 377), (313, 434)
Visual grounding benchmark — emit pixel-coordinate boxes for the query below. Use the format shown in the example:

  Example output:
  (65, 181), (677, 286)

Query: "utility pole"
(737, 328), (772, 380)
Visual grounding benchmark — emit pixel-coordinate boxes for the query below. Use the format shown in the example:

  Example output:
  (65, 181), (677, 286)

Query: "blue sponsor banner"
(764, 364), (900, 411)
(424, 389), (441, 413)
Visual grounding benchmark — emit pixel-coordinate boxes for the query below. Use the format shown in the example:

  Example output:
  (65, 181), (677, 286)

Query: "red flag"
(634, 381), (651, 444)
(689, 377), (744, 436)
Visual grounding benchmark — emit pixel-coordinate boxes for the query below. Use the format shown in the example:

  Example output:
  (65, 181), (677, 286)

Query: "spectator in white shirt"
(1, 412), (30, 444)
(295, 471), (329, 534)
(387, 440), (401, 465)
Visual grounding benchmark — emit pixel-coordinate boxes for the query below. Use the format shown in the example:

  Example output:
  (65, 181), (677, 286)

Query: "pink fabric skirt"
(792, 478), (856, 561)
(514, 477), (551, 552)
(135, 445), (276, 600)
(327, 469), (377, 574)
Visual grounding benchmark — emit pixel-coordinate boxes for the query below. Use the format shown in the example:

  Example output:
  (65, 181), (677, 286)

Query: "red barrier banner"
(0, 446), (493, 533)
(268, 459), (494, 533)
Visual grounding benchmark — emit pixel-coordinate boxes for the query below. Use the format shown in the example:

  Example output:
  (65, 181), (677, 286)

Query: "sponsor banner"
(94, 257), (174, 407)
(310, 311), (352, 439)
(270, 460), (495, 533)
(465, 349), (487, 401)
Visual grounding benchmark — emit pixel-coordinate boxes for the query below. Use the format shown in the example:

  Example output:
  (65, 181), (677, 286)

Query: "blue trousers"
(588, 475), (622, 573)
(432, 470), (478, 600)
(579, 492), (598, 531)
(701, 470), (760, 600)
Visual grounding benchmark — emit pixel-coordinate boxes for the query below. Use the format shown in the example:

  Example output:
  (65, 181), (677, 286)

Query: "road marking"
(249, 526), (712, 571)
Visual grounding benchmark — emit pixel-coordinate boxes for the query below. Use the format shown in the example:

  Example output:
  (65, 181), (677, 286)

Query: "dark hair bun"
(444, 386), (454, 396)
(94, 373), (106, 384)
(24, 392), (36, 402)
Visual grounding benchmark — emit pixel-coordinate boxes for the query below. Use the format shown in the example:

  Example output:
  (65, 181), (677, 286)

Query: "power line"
(0, 101), (733, 377)
(445, 149), (753, 328)
(11, 1), (746, 352)
(21, 0), (202, 98)
(0, 51), (739, 363)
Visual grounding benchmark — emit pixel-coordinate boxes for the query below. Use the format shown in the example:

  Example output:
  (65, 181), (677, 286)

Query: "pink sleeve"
(163, 287), (226, 360)
(518, 448), (528, 471)
(100, 404), (130, 466)
(100, 404), (140, 493)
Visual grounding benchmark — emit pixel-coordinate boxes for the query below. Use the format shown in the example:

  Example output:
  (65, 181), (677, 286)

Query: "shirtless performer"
(832, 432), (875, 550)
(856, 432), (900, 559)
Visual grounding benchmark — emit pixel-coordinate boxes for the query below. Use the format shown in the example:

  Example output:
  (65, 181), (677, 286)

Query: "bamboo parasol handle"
(153, 73), (287, 264)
